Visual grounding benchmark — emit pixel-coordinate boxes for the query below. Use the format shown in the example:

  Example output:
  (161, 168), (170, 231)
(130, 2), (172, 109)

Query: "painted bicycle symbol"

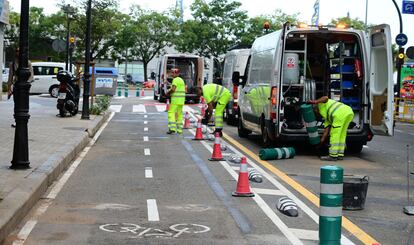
(99, 223), (210, 239)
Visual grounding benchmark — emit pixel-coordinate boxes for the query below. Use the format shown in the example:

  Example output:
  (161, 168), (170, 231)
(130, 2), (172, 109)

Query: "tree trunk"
(143, 61), (148, 82)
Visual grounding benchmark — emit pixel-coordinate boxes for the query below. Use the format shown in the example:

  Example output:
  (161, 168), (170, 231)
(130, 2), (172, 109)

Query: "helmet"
(57, 70), (74, 83)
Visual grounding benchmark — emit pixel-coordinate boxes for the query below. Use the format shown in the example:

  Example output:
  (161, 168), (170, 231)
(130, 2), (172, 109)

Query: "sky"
(9, 0), (414, 47)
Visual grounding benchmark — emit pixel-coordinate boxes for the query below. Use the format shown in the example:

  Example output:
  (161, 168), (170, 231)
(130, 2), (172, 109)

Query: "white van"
(31, 62), (65, 97)
(235, 23), (394, 151)
(222, 48), (250, 125)
(154, 54), (204, 103)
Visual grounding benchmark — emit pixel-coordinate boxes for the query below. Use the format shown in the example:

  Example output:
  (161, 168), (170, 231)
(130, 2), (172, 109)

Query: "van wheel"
(347, 143), (364, 154)
(238, 112), (251, 138)
(226, 109), (237, 126)
(261, 119), (271, 147)
(49, 85), (59, 98)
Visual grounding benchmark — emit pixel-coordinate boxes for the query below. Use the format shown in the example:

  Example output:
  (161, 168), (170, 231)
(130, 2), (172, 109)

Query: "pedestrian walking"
(308, 96), (354, 161)
(200, 83), (231, 136)
(7, 48), (34, 128)
(166, 68), (186, 134)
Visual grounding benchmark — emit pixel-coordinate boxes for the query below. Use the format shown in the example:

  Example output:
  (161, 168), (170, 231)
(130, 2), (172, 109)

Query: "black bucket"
(342, 176), (369, 210)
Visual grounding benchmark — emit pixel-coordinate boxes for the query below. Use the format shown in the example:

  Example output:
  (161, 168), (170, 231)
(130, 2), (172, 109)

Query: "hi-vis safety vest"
(318, 99), (353, 127)
(171, 77), (186, 105)
(202, 84), (230, 104)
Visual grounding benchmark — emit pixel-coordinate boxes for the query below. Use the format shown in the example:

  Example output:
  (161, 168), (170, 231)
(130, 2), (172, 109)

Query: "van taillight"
(271, 86), (278, 105)
(59, 83), (66, 91)
(270, 112), (277, 119)
(233, 85), (238, 99)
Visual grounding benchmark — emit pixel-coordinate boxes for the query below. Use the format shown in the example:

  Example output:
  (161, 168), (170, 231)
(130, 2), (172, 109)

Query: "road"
(6, 93), (414, 245)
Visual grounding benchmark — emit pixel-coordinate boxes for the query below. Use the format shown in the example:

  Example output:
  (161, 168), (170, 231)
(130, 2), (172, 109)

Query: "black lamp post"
(11, 0), (31, 169)
(392, 0), (404, 98)
(81, 0), (92, 120)
(63, 4), (75, 71)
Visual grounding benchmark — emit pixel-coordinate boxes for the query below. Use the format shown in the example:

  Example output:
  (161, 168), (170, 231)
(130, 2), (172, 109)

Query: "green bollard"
(124, 83), (129, 97)
(136, 88), (140, 97)
(258, 147), (295, 160)
(300, 104), (320, 145)
(320, 165), (343, 245)
(117, 82), (122, 97)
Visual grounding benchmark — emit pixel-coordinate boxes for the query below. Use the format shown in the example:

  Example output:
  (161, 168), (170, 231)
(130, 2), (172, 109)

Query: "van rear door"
(368, 24), (394, 136)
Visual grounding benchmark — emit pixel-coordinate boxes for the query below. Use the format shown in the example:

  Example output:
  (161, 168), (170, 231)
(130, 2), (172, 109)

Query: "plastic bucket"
(343, 176), (369, 210)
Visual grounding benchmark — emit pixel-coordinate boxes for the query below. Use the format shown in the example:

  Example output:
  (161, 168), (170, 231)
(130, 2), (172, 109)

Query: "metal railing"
(395, 98), (414, 123)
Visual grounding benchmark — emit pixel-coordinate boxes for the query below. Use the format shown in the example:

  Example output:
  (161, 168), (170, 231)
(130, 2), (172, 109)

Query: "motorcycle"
(56, 70), (80, 117)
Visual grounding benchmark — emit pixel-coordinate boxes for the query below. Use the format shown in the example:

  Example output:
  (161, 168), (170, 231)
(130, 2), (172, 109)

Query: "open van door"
(368, 24), (394, 136)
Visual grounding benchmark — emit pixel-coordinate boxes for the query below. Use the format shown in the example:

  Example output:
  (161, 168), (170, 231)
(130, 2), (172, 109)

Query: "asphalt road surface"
(6, 93), (414, 245)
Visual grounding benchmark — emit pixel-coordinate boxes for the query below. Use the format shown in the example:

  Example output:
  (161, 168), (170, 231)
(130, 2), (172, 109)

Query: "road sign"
(396, 33), (408, 46)
(402, 0), (414, 14)
(52, 39), (66, 53)
(406, 46), (414, 59)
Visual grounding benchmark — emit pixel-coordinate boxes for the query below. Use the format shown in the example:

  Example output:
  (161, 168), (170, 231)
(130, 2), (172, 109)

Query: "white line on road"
(145, 167), (153, 178)
(290, 228), (318, 241)
(144, 127), (148, 132)
(109, 105), (122, 113)
(14, 113), (115, 245)
(143, 136), (149, 142)
(144, 148), (151, 156)
(395, 129), (403, 133)
(155, 105), (166, 112)
(252, 188), (285, 196)
(144, 121), (148, 124)
(140, 96), (153, 100)
(144, 115), (148, 118)
(147, 199), (160, 221)
(133, 104), (147, 113)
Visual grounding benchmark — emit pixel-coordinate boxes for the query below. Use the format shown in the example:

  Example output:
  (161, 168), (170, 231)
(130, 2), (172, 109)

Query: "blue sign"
(396, 33), (408, 46)
(403, 0), (414, 14)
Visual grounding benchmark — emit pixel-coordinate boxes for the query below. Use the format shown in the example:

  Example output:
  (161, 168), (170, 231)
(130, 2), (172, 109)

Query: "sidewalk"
(0, 95), (109, 242)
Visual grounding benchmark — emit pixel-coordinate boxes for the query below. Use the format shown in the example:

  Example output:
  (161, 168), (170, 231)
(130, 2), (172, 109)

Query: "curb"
(0, 112), (110, 243)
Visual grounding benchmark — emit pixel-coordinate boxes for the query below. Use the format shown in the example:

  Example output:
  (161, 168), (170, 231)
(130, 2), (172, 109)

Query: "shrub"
(90, 95), (111, 115)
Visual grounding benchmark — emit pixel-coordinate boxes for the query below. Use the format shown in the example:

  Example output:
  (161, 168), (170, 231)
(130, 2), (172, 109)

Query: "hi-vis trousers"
(168, 104), (184, 133)
(214, 92), (231, 130)
(329, 112), (354, 158)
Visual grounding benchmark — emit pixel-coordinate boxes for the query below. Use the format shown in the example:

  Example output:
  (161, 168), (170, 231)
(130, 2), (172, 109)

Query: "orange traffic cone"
(232, 157), (255, 197)
(166, 99), (170, 112)
(209, 132), (223, 161)
(141, 89), (145, 96)
(200, 97), (205, 117)
(183, 112), (191, 129)
(193, 118), (204, 140)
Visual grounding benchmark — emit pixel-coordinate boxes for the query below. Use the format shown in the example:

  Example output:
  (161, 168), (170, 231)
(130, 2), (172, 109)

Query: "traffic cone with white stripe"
(193, 118), (204, 140)
(232, 157), (255, 197)
(166, 99), (170, 112)
(183, 112), (191, 129)
(141, 89), (145, 96)
(209, 132), (223, 161)
(200, 97), (206, 117)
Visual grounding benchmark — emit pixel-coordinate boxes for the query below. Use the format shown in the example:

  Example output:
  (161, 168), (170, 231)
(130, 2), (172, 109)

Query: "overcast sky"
(9, 0), (414, 47)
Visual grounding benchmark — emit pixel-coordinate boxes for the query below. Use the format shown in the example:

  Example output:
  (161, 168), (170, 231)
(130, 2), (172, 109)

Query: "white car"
(31, 62), (66, 97)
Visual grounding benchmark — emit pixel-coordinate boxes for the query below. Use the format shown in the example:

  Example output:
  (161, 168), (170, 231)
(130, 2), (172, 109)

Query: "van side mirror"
(232, 71), (240, 85)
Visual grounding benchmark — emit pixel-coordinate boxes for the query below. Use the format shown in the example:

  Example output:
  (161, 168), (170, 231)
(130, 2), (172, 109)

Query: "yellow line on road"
(223, 132), (379, 245)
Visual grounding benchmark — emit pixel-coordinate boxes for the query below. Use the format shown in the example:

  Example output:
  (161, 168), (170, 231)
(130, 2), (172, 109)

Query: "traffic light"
(396, 47), (405, 68)
(69, 37), (76, 49)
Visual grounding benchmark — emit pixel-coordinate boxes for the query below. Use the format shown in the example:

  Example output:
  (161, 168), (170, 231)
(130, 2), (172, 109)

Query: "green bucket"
(259, 147), (296, 160)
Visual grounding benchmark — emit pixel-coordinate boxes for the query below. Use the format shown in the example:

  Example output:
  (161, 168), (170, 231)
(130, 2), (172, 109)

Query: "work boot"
(211, 129), (223, 137)
(166, 130), (176, 135)
(320, 155), (338, 161)
(337, 156), (344, 160)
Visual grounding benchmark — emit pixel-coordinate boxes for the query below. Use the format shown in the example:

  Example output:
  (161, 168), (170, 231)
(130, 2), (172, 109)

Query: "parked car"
(143, 80), (155, 88)
(31, 62), (66, 97)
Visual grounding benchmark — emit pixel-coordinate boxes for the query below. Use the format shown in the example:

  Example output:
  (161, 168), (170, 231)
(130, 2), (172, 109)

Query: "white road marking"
(144, 127), (148, 132)
(252, 188), (285, 196)
(133, 105), (147, 113)
(144, 148), (151, 156)
(155, 105), (166, 112)
(394, 129), (403, 133)
(290, 228), (318, 241)
(14, 113), (115, 245)
(109, 105), (122, 113)
(147, 199), (160, 221)
(145, 167), (153, 178)
(143, 136), (149, 142)
(140, 96), (153, 100)
(363, 145), (369, 149)
(144, 121), (148, 124)
(144, 115), (148, 118)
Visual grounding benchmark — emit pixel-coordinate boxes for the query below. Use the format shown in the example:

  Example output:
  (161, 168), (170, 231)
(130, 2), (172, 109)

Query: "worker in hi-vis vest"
(308, 96), (354, 161)
(201, 83), (231, 136)
(166, 68), (186, 134)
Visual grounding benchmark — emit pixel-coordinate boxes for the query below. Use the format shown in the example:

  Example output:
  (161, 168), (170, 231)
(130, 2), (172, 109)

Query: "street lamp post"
(81, 0), (92, 120)
(391, 0), (404, 98)
(11, 0), (31, 169)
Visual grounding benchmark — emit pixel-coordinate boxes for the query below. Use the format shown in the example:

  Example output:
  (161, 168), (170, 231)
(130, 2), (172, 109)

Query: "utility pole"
(63, 4), (75, 71)
(392, 0), (404, 98)
(82, 0), (92, 120)
(11, 0), (31, 169)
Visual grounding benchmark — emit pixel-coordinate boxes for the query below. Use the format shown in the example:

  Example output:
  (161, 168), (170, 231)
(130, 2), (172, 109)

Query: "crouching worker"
(308, 96), (354, 161)
(200, 83), (231, 136)
(166, 68), (185, 134)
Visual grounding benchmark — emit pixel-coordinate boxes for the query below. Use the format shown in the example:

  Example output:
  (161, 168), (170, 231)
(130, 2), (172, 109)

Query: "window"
(33, 66), (63, 76)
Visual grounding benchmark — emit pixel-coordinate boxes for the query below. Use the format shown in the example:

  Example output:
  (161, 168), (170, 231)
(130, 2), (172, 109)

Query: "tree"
(119, 6), (178, 81)
(175, 0), (248, 58)
(329, 17), (366, 30)
(240, 9), (299, 45)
